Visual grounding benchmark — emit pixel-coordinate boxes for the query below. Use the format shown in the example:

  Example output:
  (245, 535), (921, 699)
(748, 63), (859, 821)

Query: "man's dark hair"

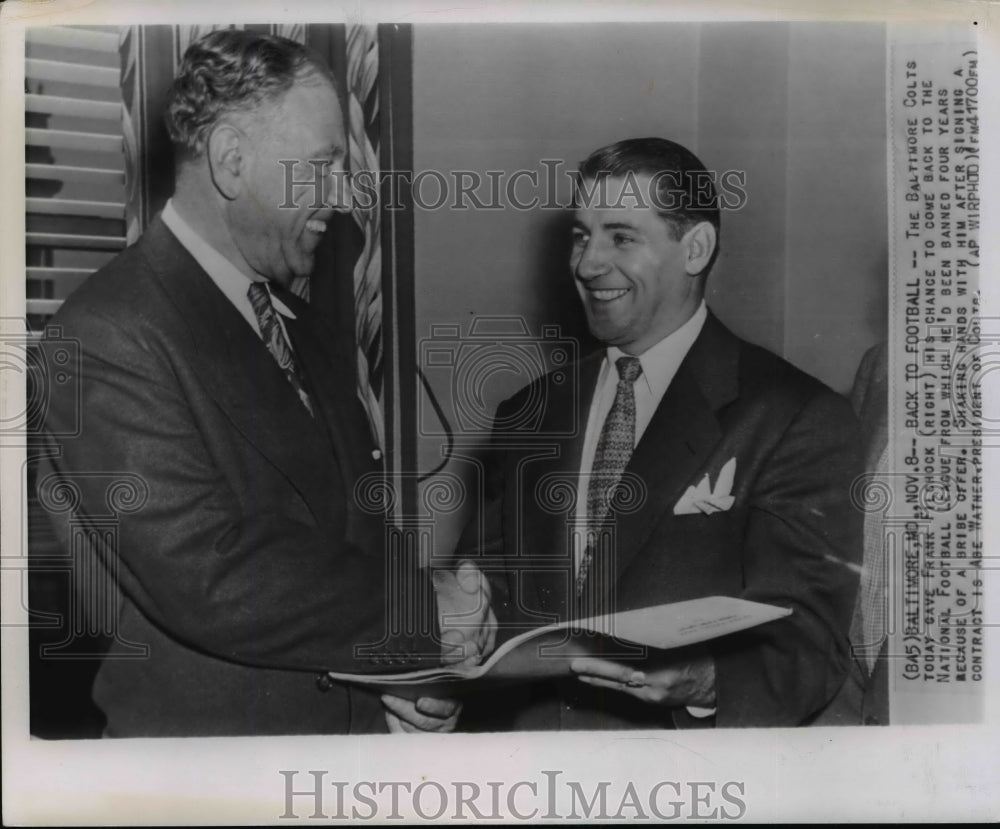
(577, 137), (721, 242)
(164, 29), (338, 160)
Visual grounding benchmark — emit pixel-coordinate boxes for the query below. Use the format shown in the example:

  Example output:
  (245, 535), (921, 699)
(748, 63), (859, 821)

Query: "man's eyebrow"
(571, 219), (643, 233)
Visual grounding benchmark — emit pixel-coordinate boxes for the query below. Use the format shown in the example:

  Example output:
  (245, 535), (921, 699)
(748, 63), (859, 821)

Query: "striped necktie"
(247, 282), (314, 417)
(576, 355), (643, 599)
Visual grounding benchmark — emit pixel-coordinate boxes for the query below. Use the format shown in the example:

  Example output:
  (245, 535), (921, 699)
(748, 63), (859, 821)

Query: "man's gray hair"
(164, 29), (338, 160)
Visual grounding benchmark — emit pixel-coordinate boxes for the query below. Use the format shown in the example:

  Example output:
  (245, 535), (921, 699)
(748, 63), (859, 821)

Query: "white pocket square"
(673, 457), (737, 515)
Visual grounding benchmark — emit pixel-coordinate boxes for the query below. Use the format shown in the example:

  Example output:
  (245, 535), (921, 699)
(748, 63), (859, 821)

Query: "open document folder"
(327, 596), (792, 700)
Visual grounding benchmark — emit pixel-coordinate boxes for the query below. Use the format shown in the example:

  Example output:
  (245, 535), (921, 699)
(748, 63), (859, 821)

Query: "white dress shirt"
(161, 199), (297, 341)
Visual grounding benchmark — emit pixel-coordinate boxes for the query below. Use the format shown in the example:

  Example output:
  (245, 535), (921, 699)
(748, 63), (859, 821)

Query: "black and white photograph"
(1, 0), (996, 823)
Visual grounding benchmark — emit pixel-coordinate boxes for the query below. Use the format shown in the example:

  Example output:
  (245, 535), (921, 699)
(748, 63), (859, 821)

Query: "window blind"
(25, 26), (129, 740)
(25, 25), (126, 332)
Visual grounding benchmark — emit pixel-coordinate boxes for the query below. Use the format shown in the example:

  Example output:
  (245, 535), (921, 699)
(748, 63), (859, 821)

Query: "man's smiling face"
(570, 174), (707, 355)
(226, 75), (346, 287)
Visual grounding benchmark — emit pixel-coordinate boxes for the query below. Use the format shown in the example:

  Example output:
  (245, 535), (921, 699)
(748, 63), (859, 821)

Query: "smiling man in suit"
(38, 30), (491, 737)
(460, 137), (864, 729)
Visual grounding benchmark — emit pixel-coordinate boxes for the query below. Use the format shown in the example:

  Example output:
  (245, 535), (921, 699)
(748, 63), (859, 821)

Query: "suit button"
(371, 449), (382, 462)
(316, 674), (334, 692)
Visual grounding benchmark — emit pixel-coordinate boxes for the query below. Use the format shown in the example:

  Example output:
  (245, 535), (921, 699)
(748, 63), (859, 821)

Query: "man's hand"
(433, 560), (497, 666)
(570, 653), (716, 708)
(382, 694), (461, 734)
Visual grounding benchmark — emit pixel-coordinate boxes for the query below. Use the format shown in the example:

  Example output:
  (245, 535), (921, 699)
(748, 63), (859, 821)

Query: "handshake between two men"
(379, 561), (720, 734)
(381, 561), (497, 733)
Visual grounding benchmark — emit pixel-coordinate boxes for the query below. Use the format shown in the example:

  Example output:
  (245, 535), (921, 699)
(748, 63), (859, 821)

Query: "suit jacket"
(459, 312), (864, 730)
(38, 217), (437, 737)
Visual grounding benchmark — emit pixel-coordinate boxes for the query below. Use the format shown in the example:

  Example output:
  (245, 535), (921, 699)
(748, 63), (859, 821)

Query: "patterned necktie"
(247, 282), (314, 417)
(576, 355), (643, 598)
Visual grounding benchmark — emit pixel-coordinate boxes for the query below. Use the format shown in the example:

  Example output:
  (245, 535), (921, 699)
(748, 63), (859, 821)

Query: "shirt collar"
(605, 300), (707, 397)
(160, 199), (296, 320)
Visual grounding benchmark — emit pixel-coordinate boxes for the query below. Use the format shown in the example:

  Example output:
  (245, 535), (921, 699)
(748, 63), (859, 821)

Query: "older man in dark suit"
(459, 138), (864, 730)
(39, 30), (491, 737)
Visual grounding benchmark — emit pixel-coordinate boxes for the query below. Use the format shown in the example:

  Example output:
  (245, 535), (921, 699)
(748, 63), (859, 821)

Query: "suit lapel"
(600, 364), (722, 607)
(140, 218), (342, 521)
(593, 312), (741, 610)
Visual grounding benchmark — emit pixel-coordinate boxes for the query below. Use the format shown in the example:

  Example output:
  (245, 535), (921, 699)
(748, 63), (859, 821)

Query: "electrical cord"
(416, 365), (455, 483)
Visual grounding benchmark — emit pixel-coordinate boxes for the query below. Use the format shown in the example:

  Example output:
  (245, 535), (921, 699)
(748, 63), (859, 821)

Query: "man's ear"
(682, 221), (717, 276)
(206, 123), (246, 201)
